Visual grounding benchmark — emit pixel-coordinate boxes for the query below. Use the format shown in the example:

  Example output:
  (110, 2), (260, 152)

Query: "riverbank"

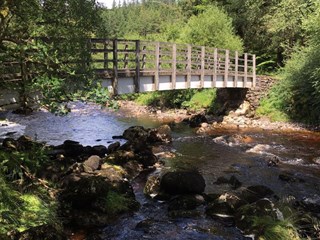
(116, 99), (319, 134)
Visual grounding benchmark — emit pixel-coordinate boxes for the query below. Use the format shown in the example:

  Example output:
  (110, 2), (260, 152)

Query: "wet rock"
(215, 175), (242, 189)
(122, 160), (143, 180)
(56, 140), (86, 158)
(184, 114), (208, 128)
(235, 198), (283, 233)
(107, 141), (120, 153)
(246, 144), (271, 154)
(144, 174), (161, 198)
(300, 195), (320, 213)
(16, 135), (35, 150)
(91, 145), (108, 157)
(168, 194), (205, 211)
(135, 219), (155, 233)
(239, 185), (274, 204)
(13, 224), (66, 240)
(83, 155), (101, 171)
(279, 172), (305, 183)
(160, 171), (206, 195)
(137, 150), (158, 167)
(262, 153), (281, 166)
(105, 150), (136, 165)
(206, 193), (245, 217)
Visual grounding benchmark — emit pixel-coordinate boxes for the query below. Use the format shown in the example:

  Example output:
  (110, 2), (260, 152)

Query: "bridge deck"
(90, 39), (256, 94)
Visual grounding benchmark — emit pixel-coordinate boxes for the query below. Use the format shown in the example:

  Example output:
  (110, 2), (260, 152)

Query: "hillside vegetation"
(1, 0), (320, 123)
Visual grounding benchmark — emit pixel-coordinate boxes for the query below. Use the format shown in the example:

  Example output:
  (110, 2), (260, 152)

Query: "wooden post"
(112, 39), (118, 95)
(104, 40), (108, 69)
(124, 44), (128, 69)
(142, 45), (146, 69)
(235, 51), (238, 87)
(154, 42), (160, 91)
(213, 48), (217, 87)
(252, 54), (256, 88)
(172, 43), (177, 89)
(187, 44), (191, 89)
(244, 53), (248, 87)
(224, 49), (229, 87)
(200, 46), (205, 88)
(134, 40), (140, 93)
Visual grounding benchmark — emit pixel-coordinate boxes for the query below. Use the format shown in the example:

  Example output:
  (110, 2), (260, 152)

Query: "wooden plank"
(224, 49), (229, 87)
(234, 51), (238, 87)
(112, 39), (118, 95)
(252, 54), (256, 88)
(187, 44), (191, 88)
(200, 46), (205, 88)
(154, 42), (160, 91)
(134, 40), (140, 93)
(172, 43), (177, 89)
(213, 48), (217, 87)
(244, 53), (248, 87)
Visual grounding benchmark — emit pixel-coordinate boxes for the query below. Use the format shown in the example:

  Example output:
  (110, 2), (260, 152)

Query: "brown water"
(1, 103), (320, 239)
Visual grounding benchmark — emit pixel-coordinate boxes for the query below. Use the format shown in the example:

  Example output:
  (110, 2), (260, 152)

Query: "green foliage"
(180, 6), (243, 51)
(258, 3), (320, 124)
(0, 146), (49, 182)
(134, 89), (218, 111)
(182, 89), (217, 110)
(0, 174), (58, 238)
(135, 92), (160, 106)
(252, 215), (300, 240)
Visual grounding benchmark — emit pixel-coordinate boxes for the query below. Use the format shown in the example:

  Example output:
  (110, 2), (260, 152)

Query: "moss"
(102, 191), (138, 215)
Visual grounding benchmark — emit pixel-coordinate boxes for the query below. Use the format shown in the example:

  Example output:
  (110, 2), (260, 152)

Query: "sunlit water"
(1, 103), (320, 239)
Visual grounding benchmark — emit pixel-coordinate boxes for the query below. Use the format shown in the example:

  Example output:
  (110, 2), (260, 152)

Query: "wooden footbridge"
(90, 39), (256, 95)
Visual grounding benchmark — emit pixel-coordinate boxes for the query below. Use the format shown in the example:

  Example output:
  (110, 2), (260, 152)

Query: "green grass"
(103, 191), (133, 215)
(135, 92), (160, 106)
(182, 89), (217, 111)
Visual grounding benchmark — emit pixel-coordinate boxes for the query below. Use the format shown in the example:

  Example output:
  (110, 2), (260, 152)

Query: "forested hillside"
(1, 0), (320, 123)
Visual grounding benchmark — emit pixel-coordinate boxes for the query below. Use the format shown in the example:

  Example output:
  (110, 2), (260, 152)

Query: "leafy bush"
(180, 5), (243, 51)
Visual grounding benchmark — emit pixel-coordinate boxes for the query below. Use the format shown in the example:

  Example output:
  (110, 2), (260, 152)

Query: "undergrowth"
(134, 89), (217, 111)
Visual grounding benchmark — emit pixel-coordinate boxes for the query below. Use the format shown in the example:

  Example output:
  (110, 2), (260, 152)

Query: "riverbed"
(1, 102), (320, 239)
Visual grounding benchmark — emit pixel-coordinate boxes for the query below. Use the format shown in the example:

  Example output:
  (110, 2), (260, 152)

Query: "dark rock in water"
(206, 193), (245, 217)
(123, 126), (149, 142)
(279, 172), (305, 183)
(108, 141), (120, 153)
(137, 150), (158, 167)
(168, 194), (204, 211)
(13, 224), (66, 240)
(135, 219), (155, 233)
(299, 195), (320, 213)
(239, 185), (274, 204)
(160, 171), (206, 195)
(83, 155), (101, 171)
(55, 140), (86, 158)
(122, 126), (172, 148)
(105, 150), (136, 165)
(184, 114), (208, 128)
(91, 145), (108, 157)
(215, 175), (242, 189)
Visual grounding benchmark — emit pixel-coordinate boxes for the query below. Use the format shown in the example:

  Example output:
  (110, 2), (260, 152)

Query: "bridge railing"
(90, 39), (256, 94)
(0, 39), (256, 94)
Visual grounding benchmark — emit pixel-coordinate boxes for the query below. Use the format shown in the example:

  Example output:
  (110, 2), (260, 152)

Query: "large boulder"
(160, 171), (206, 195)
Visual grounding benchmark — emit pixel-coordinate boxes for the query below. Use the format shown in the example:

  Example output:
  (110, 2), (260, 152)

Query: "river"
(1, 102), (320, 239)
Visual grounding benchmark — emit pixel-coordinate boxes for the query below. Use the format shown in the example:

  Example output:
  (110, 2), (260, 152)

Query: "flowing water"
(1, 103), (320, 239)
